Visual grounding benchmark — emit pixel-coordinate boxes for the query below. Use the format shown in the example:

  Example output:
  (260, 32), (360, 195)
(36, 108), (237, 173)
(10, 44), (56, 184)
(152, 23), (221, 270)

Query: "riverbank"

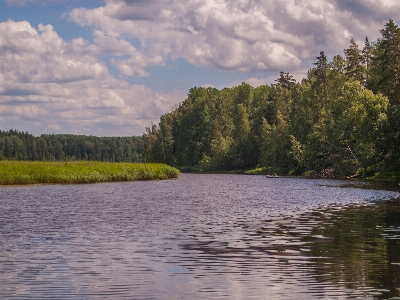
(176, 166), (400, 182)
(0, 161), (180, 185)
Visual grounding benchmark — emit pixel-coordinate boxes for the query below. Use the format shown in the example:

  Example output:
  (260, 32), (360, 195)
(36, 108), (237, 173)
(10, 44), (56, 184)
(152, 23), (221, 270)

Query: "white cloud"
(6, 0), (70, 5)
(229, 69), (313, 88)
(2, 1), (400, 136)
(69, 0), (303, 73)
(0, 21), (108, 84)
(0, 20), (186, 136)
(69, 0), (400, 75)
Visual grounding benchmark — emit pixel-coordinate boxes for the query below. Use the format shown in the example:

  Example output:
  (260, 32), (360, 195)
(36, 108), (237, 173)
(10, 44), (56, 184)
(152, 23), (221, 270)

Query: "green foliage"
(0, 130), (144, 162)
(3, 22), (399, 179)
(344, 38), (366, 81)
(198, 133), (233, 171)
(366, 20), (400, 172)
(244, 167), (279, 175)
(275, 72), (296, 89)
(9, 21), (398, 179)
(144, 66), (393, 177)
(0, 161), (179, 185)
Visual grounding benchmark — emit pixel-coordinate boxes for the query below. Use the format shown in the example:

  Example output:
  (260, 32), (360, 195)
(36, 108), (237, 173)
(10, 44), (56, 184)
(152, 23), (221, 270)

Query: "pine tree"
(344, 38), (365, 81)
(275, 72), (296, 89)
(370, 19), (400, 105)
(362, 37), (372, 81)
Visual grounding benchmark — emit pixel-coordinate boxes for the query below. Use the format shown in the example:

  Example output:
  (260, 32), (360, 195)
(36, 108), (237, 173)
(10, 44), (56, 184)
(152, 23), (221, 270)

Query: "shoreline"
(177, 167), (399, 182)
(0, 161), (180, 185)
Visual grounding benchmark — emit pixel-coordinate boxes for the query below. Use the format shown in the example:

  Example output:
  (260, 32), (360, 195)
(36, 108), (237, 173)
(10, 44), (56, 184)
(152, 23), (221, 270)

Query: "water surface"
(1, 174), (400, 299)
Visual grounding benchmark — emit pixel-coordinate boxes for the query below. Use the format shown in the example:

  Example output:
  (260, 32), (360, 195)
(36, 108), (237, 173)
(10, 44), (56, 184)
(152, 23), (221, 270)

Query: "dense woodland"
(144, 20), (400, 177)
(0, 130), (144, 162)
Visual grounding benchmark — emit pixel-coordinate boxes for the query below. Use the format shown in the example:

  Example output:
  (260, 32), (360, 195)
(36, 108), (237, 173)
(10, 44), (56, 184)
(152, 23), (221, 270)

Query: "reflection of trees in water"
(385, 200), (400, 295)
(180, 195), (400, 298)
(301, 200), (400, 297)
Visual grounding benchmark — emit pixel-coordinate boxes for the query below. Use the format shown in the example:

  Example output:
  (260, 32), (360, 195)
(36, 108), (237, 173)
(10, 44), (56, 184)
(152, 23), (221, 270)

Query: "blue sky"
(1, 0), (399, 136)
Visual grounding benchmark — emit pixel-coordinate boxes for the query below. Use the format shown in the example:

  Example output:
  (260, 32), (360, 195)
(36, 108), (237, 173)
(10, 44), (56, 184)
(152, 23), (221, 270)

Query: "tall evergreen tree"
(275, 72), (296, 90)
(362, 36), (372, 81)
(344, 38), (365, 81)
(368, 19), (400, 171)
(369, 20), (400, 104)
(313, 51), (328, 89)
(309, 51), (329, 123)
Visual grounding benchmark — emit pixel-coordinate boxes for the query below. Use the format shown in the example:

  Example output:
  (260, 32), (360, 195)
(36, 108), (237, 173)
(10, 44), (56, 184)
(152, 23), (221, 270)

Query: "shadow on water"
(293, 199), (400, 299)
(178, 179), (400, 299)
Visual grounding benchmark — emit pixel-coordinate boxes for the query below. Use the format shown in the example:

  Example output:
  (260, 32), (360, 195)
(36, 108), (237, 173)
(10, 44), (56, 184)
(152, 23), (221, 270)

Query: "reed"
(0, 161), (180, 185)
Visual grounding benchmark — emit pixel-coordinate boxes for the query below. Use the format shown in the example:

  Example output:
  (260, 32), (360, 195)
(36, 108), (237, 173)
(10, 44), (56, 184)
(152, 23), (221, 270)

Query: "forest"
(0, 130), (144, 162)
(143, 20), (400, 178)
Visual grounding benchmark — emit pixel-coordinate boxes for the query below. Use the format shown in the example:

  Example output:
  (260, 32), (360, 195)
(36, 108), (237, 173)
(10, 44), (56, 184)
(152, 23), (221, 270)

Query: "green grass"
(244, 167), (280, 175)
(0, 161), (180, 185)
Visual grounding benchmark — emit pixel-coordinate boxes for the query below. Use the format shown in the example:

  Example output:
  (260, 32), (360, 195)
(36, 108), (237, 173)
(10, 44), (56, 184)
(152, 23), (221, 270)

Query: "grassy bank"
(0, 161), (180, 185)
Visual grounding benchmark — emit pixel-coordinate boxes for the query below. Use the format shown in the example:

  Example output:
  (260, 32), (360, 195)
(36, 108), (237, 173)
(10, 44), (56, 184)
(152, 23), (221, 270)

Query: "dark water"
(1, 174), (400, 299)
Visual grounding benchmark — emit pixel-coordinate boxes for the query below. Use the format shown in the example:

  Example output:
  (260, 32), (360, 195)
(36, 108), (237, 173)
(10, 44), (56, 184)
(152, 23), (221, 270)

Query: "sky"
(1, 0), (399, 137)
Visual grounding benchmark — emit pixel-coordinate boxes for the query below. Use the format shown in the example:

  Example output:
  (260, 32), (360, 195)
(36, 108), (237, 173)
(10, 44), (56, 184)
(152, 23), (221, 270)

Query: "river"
(0, 174), (400, 299)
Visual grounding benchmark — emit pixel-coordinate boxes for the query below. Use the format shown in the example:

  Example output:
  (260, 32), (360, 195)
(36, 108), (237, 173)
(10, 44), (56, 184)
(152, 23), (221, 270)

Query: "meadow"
(0, 161), (180, 185)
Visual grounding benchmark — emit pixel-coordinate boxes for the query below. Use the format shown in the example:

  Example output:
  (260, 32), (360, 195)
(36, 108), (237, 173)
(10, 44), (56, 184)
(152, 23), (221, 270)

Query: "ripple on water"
(0, 174), (400, 299)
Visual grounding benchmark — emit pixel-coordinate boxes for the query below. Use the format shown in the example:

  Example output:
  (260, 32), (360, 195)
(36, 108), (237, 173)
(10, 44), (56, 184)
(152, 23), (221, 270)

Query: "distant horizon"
(1, 0), (399, 136)
(0, 128), (142, 138)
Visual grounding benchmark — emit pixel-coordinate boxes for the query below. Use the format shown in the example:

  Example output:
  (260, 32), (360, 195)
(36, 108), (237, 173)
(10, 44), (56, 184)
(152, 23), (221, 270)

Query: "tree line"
(143, 20), (400, 177)
(0, 129), (144, 162)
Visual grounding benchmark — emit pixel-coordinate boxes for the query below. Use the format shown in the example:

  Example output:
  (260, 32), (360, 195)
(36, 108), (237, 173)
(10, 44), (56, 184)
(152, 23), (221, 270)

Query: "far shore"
(175, 166), (400, 182)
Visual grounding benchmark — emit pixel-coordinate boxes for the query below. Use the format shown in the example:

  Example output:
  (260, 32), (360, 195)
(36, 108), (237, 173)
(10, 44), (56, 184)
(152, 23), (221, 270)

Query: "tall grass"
(0, 161), (180, 185)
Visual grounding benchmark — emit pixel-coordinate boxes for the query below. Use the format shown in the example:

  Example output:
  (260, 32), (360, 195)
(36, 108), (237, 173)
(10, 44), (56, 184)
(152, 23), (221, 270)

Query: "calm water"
(1, 174), (400, 299)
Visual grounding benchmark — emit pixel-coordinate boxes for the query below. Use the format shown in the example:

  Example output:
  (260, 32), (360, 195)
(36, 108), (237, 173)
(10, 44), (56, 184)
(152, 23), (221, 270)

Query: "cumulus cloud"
(331, 0), (399, 23)
(2, 1), (400, 136)
(0, 20), (186, 136)
(69, 0), (399, 74)
(6, 0), (65, 6)
(228, 69), (307, 88)
(69, 0), (303, 72)
(0, 21), (108, 84)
